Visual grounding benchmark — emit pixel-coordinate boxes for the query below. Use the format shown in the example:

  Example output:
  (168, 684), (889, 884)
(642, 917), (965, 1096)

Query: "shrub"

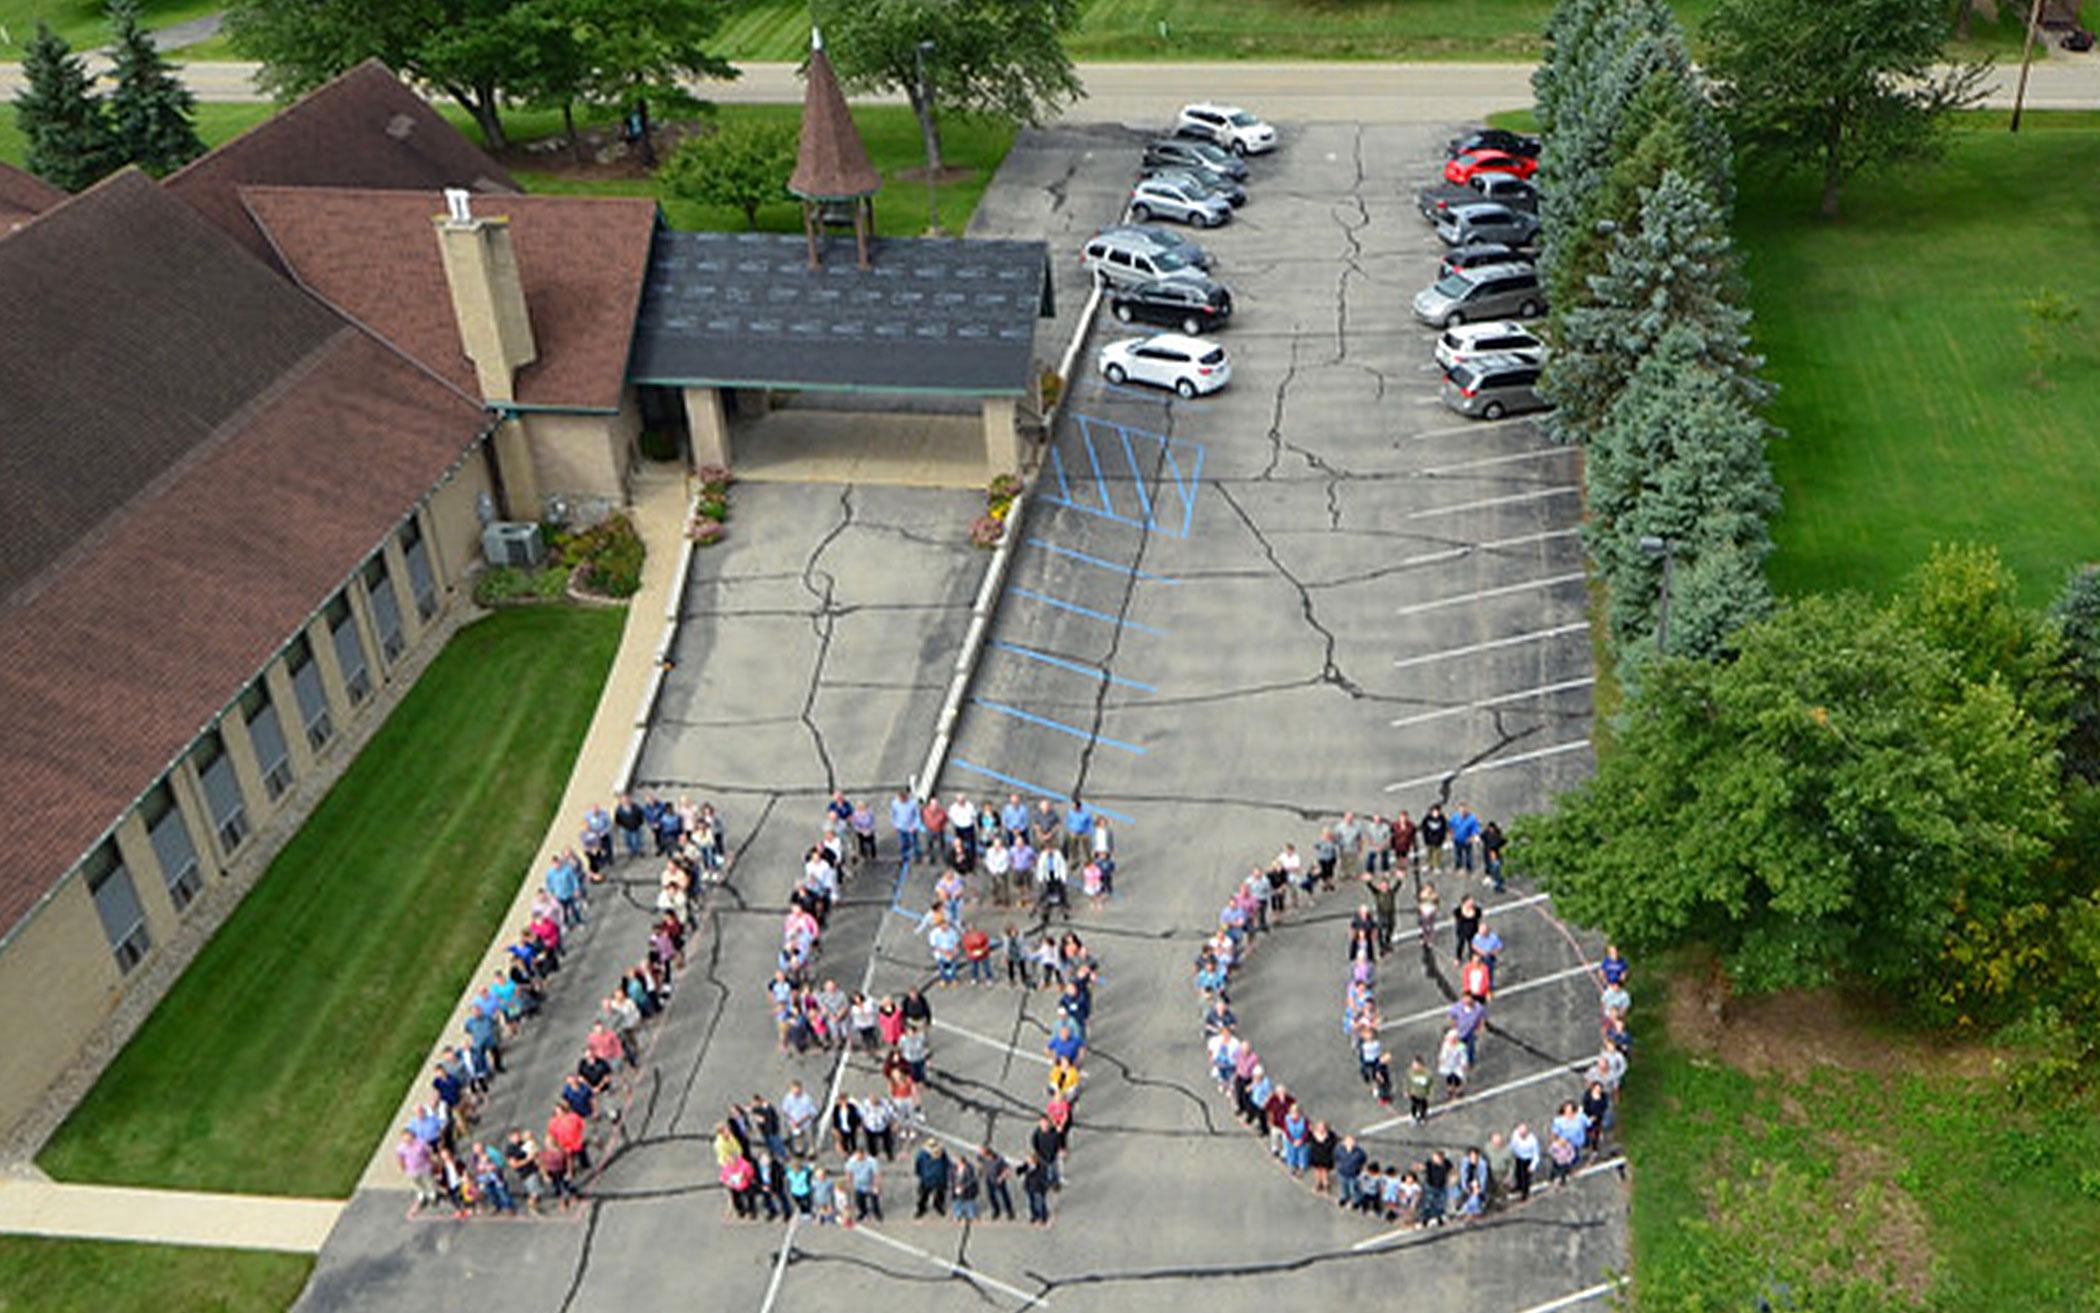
(696, 463), (734, 492)
(695, 496), (729, 522)
(988, 473), (1023, 500)
(1039, 369), (1064, 412)
(968, 514), (1005, 549)
(473, 566), (568, 606)
(689, 518), (726, 547)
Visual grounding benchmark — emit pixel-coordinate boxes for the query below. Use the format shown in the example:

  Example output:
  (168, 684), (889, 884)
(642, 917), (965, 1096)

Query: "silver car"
(1411, 262), (1546, 328)
(1081, 230), (1211, 289)
(1130, 176), (1231, 228)
(1440, 353), (1549, 420)
(1099, 224), (1213, 270)
(1435, 201), (1541, 248)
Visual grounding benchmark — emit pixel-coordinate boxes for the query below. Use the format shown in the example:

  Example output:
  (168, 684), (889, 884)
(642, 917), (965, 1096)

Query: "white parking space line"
(1348, 1166), (1628, 1254)
(1408, 486), (1579, 520)
(933, 1017), (1053, 1067)
(1406, 417), (1532, 441)
(1393, 621), (1590, 669)
(1420, 447), (1580, 476)
(1383, 738), (1593, 793)
(1510, 1277), (1630, 1313)
(1379, 963), (1600, 1030)
(1389, 677), (1595, 728)
(1394, 572), (1588, 616)
(851, 1224), (1049, 1309)
(1358, 1060), (1589, 1136)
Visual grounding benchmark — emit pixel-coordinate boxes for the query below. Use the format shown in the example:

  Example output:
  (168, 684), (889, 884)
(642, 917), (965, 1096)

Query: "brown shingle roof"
(0, 169), (488, 943)
(165, 59), (517, 267)
(789, 43), (881, 201)
(0, 161), (64, 232)
(0, 169), (350, 604)
(241, 187), (659, 411)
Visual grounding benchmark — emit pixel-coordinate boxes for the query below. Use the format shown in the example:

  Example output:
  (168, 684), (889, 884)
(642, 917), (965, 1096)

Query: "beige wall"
(524, 401), (631, 504)
(0, 881), (122, 1138)
(427, 447), (493, 592)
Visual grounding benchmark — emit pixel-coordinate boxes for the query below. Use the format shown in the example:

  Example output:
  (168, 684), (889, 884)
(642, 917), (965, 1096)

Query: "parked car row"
(1420, 126), (1553, 421)
(1084, 105), (1284, 398)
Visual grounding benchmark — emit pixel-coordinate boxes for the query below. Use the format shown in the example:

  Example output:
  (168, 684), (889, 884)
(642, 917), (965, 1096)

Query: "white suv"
(1434, 320), (1547, 372)
(1175, 103), (1277, 156)
(1099, 333), (1232, 398)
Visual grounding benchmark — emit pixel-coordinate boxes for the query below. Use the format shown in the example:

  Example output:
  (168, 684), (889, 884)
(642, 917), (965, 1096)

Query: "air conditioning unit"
(481, 521), (546, 568)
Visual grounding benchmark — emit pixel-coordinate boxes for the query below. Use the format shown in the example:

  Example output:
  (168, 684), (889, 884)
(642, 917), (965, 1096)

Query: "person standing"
(1419, 804), (1449, 873)
(981, 1145), (1015, 1220)
(1314, 829), (1340, 892)
(1363, 814), (1393, 874)
(614, 793), (646, 860)
(1480, 818), (1507, 892)
(1334, 1133), (1367, 1210)
(1407, 1055), (1434, 1123)
(1022, 1153), (1053, 1225)
(1449, 803), (1481, 876)
(845, 1147), (883, 1222)
(1030, 1114), (1066, 1191)
(1452, 894), (1482, 963)
(1063, 797), (1094, 868)
(1390, 809), (1417, 876)
(890, 790), (923, 869)
(951, 1150), (982, 1222)
(1510, 1122), (1540, 1200)
(1336, 811), (1364, 879)
(1437, 1027), (1469, 1100)
(913, 1142), (951, 1217)
(1367, 868), (1399, 956)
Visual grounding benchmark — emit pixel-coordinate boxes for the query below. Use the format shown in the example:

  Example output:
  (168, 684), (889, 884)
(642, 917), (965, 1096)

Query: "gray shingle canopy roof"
(628, 231), (1053, 396)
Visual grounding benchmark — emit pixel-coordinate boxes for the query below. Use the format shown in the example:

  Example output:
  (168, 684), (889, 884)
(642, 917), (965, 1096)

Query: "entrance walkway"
(0, 1177), (340, 1253)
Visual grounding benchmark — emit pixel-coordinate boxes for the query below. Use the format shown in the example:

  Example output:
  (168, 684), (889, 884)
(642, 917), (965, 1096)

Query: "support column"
(981, 395), (1022, 480)
(683, 387), (733, 469)
(736, 388), (771, 419)
(263, 657), (317, 781)
(491, 415), (541, 520)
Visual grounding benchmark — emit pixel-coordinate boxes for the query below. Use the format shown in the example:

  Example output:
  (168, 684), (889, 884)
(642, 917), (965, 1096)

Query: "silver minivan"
(1081, 230), (1212, 289)
(1411, 262), (1545, 328)
(1440, 353), (1549, 420)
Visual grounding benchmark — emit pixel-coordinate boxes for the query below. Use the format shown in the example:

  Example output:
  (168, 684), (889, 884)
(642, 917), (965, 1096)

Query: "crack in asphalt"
(1215, 483), (1366, 700)
(795, 488), (857, 793)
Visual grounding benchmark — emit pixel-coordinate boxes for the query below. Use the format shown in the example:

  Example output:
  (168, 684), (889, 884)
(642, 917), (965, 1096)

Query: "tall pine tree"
(13, 21), (122, 192)
(107, 0), (205, 175)
(1545, 168), (1769, 443)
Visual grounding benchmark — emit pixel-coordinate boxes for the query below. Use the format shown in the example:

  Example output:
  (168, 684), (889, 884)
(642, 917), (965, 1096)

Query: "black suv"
(1109, 277), (1234, 335)
(1446, 127), (1542, 160)
(1141, 137), (1250, 181)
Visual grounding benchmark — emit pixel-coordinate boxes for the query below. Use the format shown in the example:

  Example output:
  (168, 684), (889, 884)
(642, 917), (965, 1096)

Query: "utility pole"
(915, 39), (940, 234)
(1639, 535), (1678, 655)
(2010, 0), (2047, 133)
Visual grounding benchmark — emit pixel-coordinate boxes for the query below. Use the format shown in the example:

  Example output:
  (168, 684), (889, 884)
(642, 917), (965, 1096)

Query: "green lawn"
(1739, 113), (2100, 605)
(714, 0), (2036, 62)
(0, 100), (272, 171)
(0, 0), (215, 57)
(0, 1238), (311, 1313)
(1621, 959), (2100, 1308)
(496, 104), (1016, 237)
(38, 606), (623, 1196)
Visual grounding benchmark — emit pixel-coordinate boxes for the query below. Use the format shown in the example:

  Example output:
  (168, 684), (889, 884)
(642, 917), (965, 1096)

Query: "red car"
(1443, 149), (1538, 185)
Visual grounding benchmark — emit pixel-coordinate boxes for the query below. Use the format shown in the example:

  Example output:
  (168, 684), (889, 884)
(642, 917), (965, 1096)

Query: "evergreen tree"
(1582, 324), (1779, 655)
(12, 21), (122, 192)
(2050, 564), (2100, 782)
(1545, 169), (1769, 443)
(1533, 0), (1612, 138)
(107, 0), (205, 176)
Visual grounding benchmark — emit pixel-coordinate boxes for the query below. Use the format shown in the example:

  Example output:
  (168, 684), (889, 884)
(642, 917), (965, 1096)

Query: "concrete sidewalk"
(354, 467), (693, 1191)
(0, 1177), (340, 1253)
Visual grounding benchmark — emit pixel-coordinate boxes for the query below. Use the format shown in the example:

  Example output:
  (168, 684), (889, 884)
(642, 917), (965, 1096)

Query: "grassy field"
(714, 0), (2039, 62)
(0, 0), (214, 57)
(1740, 113), (2100, 605)
(1621, 958), (2100, 1309)
(37, 607), (623, 1196)
(501, 104), (1016, 237)
(0, 1238), (311, 1313)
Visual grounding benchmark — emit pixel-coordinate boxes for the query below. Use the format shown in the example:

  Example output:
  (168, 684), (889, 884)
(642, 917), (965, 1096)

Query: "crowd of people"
(395, 793), (726, 1217)
(1195, 802), (1635, 1229)
(713, 790), (1108, 1227)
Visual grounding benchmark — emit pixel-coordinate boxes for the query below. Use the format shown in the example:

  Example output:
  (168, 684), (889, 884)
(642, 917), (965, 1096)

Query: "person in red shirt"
(962, 925), (994, 986)
(1461, 951), (1493, 1002)
(548, 1103), (590, 1173)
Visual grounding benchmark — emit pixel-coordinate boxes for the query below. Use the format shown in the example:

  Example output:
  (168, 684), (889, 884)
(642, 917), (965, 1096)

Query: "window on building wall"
(326, 593), (371, 706)
(285, 634), (334, 751)
(363, 554), (406, 663)
(400, 516), (439, 621)
(192, 729), (250, 856)
(83, 842), (151, 973)
(141, 781), (202, 912)
(240, 682), (294, 802)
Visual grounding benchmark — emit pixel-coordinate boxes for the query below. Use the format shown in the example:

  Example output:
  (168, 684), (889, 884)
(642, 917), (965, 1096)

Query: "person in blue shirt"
(1449, 804), (1482, 874)
(1471, 924), (1504, 986)
(1062, 799), (1094, 866)
(1600, 944), (1629, 986)
(1001, 794), (1030, 840)
(546, 855), (584, 927)
(889, 790), (923, 868)
(1045, 1015), (1084, 1064)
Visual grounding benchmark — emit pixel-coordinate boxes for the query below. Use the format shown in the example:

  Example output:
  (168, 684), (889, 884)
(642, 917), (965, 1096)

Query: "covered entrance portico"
(630, 231), (1052, 489)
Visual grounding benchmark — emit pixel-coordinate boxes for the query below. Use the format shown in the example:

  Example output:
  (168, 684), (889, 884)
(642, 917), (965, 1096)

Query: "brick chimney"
(431, 188), (537, 403)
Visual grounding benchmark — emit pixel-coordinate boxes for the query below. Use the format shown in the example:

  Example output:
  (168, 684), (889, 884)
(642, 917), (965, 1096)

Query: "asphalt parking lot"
(295, 120), (1618, 1313)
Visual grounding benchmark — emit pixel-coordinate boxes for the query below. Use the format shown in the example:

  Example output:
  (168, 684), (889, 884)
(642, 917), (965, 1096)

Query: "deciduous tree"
(664, 118), (796, 228)
(1702, 0), (1990, 219)
(813, 0), (1080, 176)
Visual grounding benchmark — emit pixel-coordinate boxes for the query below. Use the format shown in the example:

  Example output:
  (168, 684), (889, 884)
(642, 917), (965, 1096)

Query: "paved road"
(1, 57), (2090, 120)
